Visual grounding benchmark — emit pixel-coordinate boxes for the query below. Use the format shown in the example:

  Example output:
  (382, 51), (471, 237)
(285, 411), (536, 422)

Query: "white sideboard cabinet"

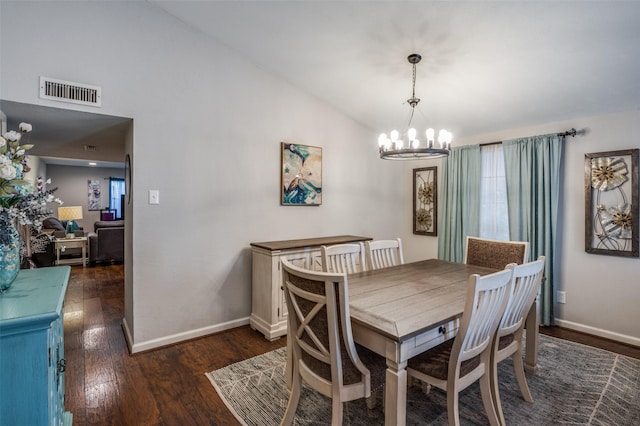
(249, 235), (371, 340)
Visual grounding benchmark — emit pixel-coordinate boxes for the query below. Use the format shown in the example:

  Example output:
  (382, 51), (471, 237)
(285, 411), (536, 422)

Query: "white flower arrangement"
(0, 122), (63, 231)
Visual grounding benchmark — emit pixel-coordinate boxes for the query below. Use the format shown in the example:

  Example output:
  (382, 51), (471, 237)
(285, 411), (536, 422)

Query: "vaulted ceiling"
(152, 1), (640, 138)
(3, 1), (639, 166)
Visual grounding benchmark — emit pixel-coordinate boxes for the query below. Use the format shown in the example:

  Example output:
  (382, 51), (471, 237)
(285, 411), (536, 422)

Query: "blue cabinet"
(0, 266), (73, 425)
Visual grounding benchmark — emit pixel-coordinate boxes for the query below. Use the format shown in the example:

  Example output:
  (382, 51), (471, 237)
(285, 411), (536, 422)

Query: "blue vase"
(0, 212), (20, 293)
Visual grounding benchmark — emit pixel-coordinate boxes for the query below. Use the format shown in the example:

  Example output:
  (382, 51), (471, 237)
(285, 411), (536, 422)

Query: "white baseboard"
(554, 318), (640, 347)
(124, 317), (250, 354)
(122, 316), (134, 353)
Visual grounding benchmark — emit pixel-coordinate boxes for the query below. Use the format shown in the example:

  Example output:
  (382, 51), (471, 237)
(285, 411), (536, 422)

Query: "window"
(479, 144), (509, 240)
(109, 178), (125, 219)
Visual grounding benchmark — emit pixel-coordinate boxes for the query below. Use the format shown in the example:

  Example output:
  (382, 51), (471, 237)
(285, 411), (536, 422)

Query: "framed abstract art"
(87, 179), (101, 211)
(585, 149), (638, 257)
(281, 142), (322, 206)
(413, 166), (437, 236)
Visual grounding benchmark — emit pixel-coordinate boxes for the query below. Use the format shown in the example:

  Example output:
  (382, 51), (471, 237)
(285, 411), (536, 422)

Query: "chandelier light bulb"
(412, 139), (420, 148)
(407, 128), (417, 141)
(396, 139), (404, 149)
(390, 130), (399, 142)
(438, 129), (447, 148)
(426, 128), (435, 142)
(378, 133), (388, 147)
(437, 129), (453, 148)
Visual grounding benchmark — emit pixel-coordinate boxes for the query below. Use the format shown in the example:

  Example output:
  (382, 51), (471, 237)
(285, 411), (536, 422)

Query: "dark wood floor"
(63, 264), (285, 425)
(63, 264), (640, 425)
(540, 322), (640, 360)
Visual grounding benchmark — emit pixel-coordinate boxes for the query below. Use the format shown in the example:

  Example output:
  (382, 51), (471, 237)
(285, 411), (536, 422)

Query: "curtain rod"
(480, 127), (578, 147)
(558, 128), (578, 137)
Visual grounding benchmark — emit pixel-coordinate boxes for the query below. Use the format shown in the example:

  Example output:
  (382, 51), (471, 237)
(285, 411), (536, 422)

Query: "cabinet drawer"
(409, 319), (460, 358)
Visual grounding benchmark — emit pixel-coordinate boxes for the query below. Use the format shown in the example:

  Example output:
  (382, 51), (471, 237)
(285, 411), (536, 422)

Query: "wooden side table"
(55, 236), (88, 267)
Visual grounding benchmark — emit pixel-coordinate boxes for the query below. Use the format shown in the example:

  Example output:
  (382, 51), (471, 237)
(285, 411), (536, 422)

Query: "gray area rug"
(206, 335), (640, 425)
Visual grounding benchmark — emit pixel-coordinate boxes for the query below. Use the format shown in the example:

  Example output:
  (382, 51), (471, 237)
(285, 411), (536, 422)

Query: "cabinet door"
(309, 251), (323, 271)
(48, 315), (65, 425)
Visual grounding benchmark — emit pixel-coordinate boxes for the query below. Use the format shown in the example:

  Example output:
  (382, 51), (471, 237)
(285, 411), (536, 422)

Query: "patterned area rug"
(206, 335), (640, 425)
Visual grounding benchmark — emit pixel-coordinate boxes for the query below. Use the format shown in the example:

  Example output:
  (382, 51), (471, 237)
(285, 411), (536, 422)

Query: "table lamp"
(58, 206), (83, 238)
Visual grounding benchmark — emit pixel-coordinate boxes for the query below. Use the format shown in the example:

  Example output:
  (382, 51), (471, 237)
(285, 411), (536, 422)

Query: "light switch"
(149, 189), (160, 205)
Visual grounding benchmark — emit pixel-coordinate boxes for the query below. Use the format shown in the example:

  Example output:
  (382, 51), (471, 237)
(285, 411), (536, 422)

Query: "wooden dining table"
(347, 259), (540, 426)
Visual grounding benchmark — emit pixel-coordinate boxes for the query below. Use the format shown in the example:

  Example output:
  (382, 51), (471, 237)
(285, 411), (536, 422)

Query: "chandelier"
(378, 54), (452, 160)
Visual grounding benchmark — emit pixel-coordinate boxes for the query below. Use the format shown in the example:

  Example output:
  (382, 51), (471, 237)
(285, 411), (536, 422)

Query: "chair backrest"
(281, 258), (370, 398)
(365, 238), (404, 270)
(464, 236), (529, 270)
(321, 243), (366, 274)
(499, 256), (546, 338)
(451, 268), (513, 369)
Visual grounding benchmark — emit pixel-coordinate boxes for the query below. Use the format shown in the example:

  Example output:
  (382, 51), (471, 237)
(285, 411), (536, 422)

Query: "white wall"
(401, 110), (640, 346)
(1, 1), (402, 350)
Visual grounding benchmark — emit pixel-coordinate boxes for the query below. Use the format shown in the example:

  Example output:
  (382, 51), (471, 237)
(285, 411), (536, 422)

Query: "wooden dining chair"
(320, 242), (366, 274)
(279, 258), (386, 425)
(464, 236), (529, 270)
(406, 268), (514, 426)
(490, 256), (546, 425)
(365, 238), (404, 270)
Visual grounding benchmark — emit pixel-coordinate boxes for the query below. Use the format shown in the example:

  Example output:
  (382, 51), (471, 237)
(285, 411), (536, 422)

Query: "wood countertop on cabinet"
(250, 235), (372, 251)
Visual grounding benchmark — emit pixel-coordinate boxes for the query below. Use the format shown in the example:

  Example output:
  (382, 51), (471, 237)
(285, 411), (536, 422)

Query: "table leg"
(524, 299), (539, 374)
(81, 244), (86, 267)
(56, 244), (61, 265)
(384, 359), (407, 426)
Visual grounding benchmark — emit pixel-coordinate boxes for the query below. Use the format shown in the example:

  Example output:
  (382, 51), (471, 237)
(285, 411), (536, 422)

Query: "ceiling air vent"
(39, 76), (102, 107)
(84, 145), (97, 152)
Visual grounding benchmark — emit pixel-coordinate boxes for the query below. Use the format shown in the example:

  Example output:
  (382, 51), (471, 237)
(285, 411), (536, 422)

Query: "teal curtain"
(437, 145), (481, 262)
(503, 134), (563, 326)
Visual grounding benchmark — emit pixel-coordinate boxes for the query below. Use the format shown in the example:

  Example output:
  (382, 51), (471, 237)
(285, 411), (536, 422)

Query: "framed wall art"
(585, 149), (638, 257)
(281, 142), (322, 206)
(413, 166), (437, 236)
(87, 179), (101, 211)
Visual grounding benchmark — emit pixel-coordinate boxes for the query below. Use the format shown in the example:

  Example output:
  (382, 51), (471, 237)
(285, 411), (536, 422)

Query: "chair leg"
(446, 385), (461, 426)
(331, 398), (344, 425)
(490, 356), (506, 426)
(280, 366), (301, 426)
(366, 394), (377, 410)
(513, 347), (533, 402)
(409, 373), (432, 395)
(480, 372), (501, 426)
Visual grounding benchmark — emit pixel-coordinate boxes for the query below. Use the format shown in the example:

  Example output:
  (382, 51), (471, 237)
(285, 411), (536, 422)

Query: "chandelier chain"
(412, 62), (417, 102)
(407, 61), (419, 129)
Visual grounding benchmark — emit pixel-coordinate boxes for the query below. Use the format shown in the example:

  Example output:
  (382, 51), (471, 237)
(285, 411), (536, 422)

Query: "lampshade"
(58, 206), (83, 221)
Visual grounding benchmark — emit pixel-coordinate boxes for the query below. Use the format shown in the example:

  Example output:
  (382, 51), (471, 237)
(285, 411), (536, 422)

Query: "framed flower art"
(413, 167), (437, 236)
(585, 149), (638, 257)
